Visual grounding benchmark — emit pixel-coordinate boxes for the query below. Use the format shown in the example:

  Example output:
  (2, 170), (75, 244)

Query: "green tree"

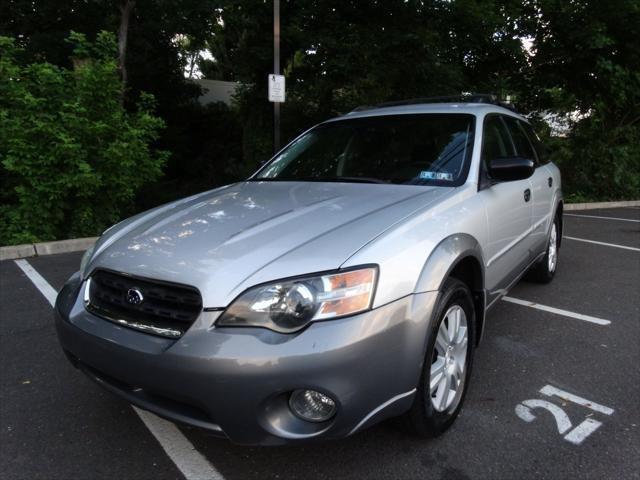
(0, 32), (169, 245)
(207, 0), (531, 165)
(520, 0), (640, 200)
(2, 0), (638, 206)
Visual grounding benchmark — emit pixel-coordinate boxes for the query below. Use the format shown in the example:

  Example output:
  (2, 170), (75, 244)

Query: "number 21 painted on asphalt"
(515, 385), (614, 445)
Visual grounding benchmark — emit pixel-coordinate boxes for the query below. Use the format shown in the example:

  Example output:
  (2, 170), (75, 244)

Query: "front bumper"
(55, 273), (438, 445)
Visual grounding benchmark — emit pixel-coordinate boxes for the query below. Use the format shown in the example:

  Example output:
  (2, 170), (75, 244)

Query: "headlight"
(217, 266), (378, 333)
(79, 244), (96, 280)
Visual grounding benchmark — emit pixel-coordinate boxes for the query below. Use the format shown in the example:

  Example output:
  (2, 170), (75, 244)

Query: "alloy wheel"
(548, 223), (557, 273)
(430, 305), (468, 412)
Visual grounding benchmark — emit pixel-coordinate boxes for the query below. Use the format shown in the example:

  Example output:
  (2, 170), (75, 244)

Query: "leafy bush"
(551, 117), (640, 202)
(0, 32), (168, 245)
(136, 100), (247, 211)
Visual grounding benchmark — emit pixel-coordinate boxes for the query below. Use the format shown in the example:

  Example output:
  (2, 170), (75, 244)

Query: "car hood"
(89, 181), (451, 307)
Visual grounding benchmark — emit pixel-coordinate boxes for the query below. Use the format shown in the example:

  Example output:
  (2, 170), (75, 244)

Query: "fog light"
(289, 389), (337, 422)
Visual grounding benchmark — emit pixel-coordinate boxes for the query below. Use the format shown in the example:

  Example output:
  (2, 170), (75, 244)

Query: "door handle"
(524, 188), (531, 202)
(548, 177), (553, 187)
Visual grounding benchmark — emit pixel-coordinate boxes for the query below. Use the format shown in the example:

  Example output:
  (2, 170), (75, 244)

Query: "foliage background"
(0, 32), (168, 245)
(1, 0), (639, 245)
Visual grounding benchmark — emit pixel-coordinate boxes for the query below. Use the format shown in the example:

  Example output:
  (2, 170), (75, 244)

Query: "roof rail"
(351, 94), (518, 113)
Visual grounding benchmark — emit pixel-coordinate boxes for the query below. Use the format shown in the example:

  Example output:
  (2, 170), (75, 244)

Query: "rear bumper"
(55, 273), (438, 445)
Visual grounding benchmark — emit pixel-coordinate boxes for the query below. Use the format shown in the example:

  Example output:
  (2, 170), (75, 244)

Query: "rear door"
(478, 114), (533, 304)
(522, 120), (554, 254)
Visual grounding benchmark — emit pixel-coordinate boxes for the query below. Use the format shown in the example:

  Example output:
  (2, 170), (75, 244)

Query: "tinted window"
(481, 115), (515, 166)
(255, 114), (475, 186)
(504, 116), (536, 162)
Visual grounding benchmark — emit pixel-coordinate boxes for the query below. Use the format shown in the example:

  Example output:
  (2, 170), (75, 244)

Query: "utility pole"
(273, 0), (281, 153)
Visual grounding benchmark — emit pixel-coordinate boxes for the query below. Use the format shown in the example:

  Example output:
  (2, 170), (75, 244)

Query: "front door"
(478, 114), (533, 305)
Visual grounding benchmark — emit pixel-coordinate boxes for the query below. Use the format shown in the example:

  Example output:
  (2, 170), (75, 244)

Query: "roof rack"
(352, 94), (518, 113)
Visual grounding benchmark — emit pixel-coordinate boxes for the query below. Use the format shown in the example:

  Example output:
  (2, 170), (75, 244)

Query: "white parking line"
(564, 236), (640, 252)
(564, 213), (640, 223)
(502, 296), (611, 326)
(14, 259), (57, 306)
(134, 407), (224, 480)
(14, 258), (224, 480)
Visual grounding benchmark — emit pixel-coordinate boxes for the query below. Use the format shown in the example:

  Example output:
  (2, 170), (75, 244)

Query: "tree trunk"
(118, 0), (135, 101)
(188, 51), (197, 78)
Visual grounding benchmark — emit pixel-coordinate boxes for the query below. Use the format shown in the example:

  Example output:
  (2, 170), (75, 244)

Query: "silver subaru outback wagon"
(55, 98), (562, 445)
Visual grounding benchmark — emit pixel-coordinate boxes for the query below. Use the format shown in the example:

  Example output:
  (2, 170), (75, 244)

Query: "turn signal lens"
(315, 269), (376, 319)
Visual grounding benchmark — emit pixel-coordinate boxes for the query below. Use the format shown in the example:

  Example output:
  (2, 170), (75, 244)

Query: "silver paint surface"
(57, 102), (563, 444)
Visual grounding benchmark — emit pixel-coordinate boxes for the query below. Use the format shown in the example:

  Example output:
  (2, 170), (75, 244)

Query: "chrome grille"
(86, 269), (202, 338)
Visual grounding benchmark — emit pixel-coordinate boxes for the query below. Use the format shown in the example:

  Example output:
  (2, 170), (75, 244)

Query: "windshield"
(254, 114), (475, 186)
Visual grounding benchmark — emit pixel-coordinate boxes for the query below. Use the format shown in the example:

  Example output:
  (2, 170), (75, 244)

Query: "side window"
(481, 115), (514, 167)
(520, 121), (549, 165)
(480, 115), (515, 186)
(504, 116), (537, 163)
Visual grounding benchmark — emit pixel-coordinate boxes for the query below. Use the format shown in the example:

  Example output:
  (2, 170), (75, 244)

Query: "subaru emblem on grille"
(126, 288), (144, 305)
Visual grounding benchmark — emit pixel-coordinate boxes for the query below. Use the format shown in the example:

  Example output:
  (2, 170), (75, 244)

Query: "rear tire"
(405, 278), (475, 437)
(526, 213), (560, 284)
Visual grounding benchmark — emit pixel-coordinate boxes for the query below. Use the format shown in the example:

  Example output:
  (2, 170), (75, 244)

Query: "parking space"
(0, 260), (184, 480)
(563, 208), (640, 250)
(1, 208), (638, 479)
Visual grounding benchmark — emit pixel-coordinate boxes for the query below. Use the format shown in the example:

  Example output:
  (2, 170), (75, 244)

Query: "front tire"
(405, 278), (475, 437)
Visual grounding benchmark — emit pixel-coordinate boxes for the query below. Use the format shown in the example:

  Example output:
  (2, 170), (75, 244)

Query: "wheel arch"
(415, 234), (486, 345)
(557, 199), (564, 248)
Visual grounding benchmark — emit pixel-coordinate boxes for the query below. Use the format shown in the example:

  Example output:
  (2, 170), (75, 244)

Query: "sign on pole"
(272, 0), (281, 152)
(268, 74), (285, 103)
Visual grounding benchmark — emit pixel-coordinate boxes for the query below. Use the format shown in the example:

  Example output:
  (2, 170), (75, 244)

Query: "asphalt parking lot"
(1, 207), (639, 480)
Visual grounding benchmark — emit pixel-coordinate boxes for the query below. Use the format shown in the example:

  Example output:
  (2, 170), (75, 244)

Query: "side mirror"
(488, 156), (535, 182)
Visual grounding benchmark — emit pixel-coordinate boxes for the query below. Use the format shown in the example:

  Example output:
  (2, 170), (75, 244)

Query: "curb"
(0, 237), (98, 262)
(564, 200), (640, 211)
(1, 200), (638, 261)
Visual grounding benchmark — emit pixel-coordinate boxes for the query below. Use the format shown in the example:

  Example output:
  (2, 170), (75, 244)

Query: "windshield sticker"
(419, 171), (454, 181)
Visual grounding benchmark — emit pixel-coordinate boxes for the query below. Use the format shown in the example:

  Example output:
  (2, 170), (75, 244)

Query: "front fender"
(415, 234), (484, 293)
(415, 234), (487, 344)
